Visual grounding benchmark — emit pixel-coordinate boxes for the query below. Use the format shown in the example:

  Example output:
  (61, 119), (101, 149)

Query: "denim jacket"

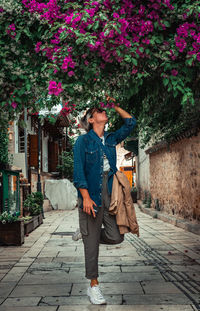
(73, 116), (136, 213)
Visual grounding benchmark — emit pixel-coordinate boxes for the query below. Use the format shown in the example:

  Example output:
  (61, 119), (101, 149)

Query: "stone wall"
(149, 132), (200, 221)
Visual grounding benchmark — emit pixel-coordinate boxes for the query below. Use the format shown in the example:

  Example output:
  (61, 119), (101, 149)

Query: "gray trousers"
(78, 171), (124, 279)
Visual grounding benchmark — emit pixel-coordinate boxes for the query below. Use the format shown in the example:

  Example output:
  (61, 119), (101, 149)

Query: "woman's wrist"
(114, 103), (120, 109)
(114, 105), (121, 113)
(114, 106), (132, 118)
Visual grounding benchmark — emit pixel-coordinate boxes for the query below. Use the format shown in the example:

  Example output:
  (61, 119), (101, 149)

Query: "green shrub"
(23, 192), (44, 216)
(155, 199), (161, 211)
(0, 127), (9, 165)
(145, 193), (152, 209)
(143, 190), (148, 204)
(29, 203), (42, 216)
(32, 192), (44, 207)
(57, 150), (74, 181)
(0, 211), (19, 224)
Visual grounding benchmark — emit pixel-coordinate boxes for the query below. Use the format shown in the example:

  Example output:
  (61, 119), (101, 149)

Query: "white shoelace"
(92, 286), (105, 300)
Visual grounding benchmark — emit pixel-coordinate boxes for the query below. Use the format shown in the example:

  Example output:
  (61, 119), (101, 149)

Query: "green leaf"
(132, 58), (138, 66)
(155, 37), (163, 44)
(23, 29), (32, 38)
(15, 32), (21, 42)
(26, 83), (31, 91)
(139, 47), (144, 53)
(185, 58), (194, 66)
(163, 78), (169, 86)
(163, 21), (170, 27)
(93, 20), (99, 30)
(104, 29), (110, 37)
(124, 55), (131, 63)
(76, 37), (85, 44)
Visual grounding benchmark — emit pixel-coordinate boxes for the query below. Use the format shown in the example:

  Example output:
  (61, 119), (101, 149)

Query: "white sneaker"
(87, 285), (106, 305)
(72, 228), (82, 241)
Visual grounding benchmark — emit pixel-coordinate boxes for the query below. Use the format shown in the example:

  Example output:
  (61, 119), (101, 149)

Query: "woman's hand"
(105, 94), (120, 107)
(79, 189), (97, 218)
(83, 197), (97, 218)
(106, 94), (115, 103)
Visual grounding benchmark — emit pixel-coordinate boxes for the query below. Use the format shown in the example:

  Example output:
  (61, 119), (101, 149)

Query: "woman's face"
(90, 108), (108, 125)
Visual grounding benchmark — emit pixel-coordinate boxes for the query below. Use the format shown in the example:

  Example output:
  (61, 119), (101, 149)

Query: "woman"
(73, 99), (136, 304)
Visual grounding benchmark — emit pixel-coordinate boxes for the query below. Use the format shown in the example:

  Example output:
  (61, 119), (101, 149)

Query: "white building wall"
(116, 144), (133, 169)
(14, 120), (19, 153)
(27, 116), (36, 135)
(42, 132), (49, 172)
(137, 138), (150, 195)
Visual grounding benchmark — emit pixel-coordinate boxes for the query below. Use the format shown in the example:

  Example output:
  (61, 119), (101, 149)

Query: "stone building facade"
(138, 131), (200, 222)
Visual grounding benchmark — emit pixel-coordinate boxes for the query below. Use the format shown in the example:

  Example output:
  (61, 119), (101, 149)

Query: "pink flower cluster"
(22, 0), (177, 77)
(22, 0), (60, 23)
(171, 69), (178, 76)
(7, 23), (16, 38)
(20, 0), (200, 95)
(100, 101), (115, 108)
(11, 102), (17, 109)
(60, 102), (76, 117)
(61, 55), (75, 77)
(48, 80), (63, 96)
(35, 41), (42, 53)
(175, 22), (200, 61)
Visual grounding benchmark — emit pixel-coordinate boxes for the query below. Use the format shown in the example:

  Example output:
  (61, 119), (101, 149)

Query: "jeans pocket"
(78, 207), (88, 236)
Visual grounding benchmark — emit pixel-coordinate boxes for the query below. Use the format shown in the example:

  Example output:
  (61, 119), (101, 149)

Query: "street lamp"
(37, 117), (41, 193)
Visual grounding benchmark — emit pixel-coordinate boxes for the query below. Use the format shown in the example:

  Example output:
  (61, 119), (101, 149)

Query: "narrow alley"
(0, 206), (199, 311)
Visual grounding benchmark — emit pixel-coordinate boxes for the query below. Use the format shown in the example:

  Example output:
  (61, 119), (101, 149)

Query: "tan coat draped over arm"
(109, 171), (139, 236)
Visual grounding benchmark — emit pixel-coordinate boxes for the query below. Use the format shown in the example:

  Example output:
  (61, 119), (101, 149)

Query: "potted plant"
(0, 211), (24, 245)
(131, 187), (138, 203)
(23, 192), (44, 234)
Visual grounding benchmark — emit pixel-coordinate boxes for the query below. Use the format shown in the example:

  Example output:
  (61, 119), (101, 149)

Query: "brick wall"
(149, 132), (200, 221)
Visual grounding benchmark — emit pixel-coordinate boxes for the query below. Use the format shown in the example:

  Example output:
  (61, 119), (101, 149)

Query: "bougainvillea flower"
(68, 71), (75, 77)
(35, 42), (42, 53)
(171, 69), (178, 76)
(7, 23), (16, 38)
(48, 81), (63, 96)
(11, 102), (17, 109)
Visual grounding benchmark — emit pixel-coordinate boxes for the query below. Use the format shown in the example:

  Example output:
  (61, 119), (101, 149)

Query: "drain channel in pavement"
(51, 232), (74, 236)
(126, 234), (200, 311)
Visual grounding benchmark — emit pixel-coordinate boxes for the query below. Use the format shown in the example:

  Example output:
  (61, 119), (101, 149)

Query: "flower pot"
(0, 220), (24, 246)
(24, 214), (43, 235)
(131, 190), (137, 203)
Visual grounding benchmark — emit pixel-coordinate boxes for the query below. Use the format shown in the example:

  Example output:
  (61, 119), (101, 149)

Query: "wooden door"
(28, 135), (38, 168)
(48, 141), (59, 172)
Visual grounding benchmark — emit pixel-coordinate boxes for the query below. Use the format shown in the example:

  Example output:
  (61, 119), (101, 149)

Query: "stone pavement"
(0, 207), (200, 311)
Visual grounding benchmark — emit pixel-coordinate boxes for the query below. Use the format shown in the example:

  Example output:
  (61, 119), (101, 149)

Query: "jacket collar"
(88, 129), (109, 140)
